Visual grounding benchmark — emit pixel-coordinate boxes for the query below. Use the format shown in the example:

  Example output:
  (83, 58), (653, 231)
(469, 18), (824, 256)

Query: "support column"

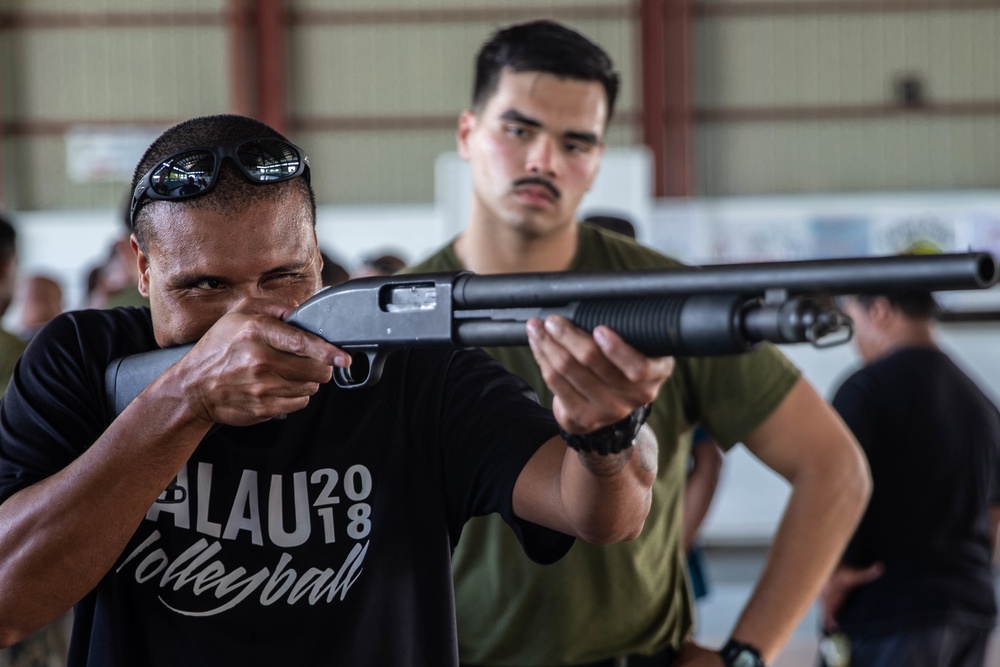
(255, 0), (288, 135)
(640, 0), (694, 197)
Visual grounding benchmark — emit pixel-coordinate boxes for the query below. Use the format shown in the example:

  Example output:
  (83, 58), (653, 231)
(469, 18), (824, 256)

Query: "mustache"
(512, 177), (561, 200)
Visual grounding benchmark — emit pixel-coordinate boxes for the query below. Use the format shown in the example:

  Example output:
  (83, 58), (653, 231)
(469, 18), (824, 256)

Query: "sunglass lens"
(150, 150), (215, 197)
(237, 139), (302, 181)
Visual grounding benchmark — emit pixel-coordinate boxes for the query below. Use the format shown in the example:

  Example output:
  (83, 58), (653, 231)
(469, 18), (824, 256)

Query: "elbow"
(0, 621), (30, 650)
(847, 440), (873, 510)
(0, 592), (50, 649)
(578, 494), (652, 546)
(579, 523), (643, 546)
(827, 435), (873, 527)
(0, 601), (37, 648)
(614, 518), (647, 544)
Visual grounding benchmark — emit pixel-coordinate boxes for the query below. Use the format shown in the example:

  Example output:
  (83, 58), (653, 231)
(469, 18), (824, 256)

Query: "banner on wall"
(66, 126), (163, 184)
(651, 191), (1000, 307)
(653, 192), (1000, 260)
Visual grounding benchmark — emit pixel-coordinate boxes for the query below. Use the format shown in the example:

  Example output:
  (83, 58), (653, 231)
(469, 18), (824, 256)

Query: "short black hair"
(0, 213), (16, 267)
(129, 114), (316, 250)
(472, 20), (620, 120)
(855, 291), (939, 319)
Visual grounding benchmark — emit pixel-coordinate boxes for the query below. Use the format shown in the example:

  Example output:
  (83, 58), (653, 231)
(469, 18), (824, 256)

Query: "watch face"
(732, 649), (763, 667)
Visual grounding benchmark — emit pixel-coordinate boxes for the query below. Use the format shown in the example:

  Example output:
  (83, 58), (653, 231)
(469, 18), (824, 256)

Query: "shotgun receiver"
(105, 252), (998, 412)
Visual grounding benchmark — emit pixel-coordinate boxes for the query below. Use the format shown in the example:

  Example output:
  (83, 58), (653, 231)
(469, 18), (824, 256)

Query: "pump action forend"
(105, 252), (998, 412)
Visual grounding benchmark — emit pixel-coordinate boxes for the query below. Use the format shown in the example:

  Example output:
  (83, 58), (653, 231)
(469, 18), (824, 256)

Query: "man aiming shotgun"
(0, 114), (670, 667)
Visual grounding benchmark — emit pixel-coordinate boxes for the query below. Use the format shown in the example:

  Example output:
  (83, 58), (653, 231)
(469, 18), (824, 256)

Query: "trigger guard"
(334, 366), (358, 387)
(333, 349), (389, 389)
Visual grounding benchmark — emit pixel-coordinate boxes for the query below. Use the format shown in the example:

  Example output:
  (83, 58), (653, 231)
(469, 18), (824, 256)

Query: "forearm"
(560, 424), (658, 544)
(512, 425), (658, 544)
(728, 441), (870, 662)
(0, 374), (212, 645)
(682, 443), (723, 552)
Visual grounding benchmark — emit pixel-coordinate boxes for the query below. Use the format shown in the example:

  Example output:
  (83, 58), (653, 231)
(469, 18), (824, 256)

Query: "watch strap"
(558, 403), (651, 455)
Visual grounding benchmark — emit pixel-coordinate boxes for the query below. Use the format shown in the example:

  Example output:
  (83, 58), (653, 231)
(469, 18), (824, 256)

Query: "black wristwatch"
(558, 404), (651, 455)
(718, 639), (766, 667)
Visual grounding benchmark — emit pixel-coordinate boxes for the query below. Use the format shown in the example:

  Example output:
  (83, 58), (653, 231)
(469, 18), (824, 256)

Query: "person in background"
(583, 213), (636, 240)
(87, 238), (146, 310)
(319, 250), (350, 287)
(0, 215), (26, 396)
(684, 425), (724, 606)
(354, 251), (406, 278)
(15, 274), (64, 341)
(86, 206), (148, 310)
(818, 290), (1000, 667)
(0, 222), (71, 667)
(407, 19), (870, 667)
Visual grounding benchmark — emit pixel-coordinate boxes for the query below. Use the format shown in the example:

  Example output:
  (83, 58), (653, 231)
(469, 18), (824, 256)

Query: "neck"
(868, 320), (938, 362)
(454, 212), (579, 274)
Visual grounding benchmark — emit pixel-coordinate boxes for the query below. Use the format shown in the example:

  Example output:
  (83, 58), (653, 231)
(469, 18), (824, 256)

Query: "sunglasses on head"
(128, 137), (311, 230)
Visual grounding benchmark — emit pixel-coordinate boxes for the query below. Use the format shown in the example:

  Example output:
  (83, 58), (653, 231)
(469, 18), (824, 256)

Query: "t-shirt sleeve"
(681, 343), (801, 449)
(831, 371), (875, 449)
(420, 348), (573, 564)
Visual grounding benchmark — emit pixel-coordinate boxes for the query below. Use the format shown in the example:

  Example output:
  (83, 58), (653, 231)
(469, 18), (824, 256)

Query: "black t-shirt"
(0, 307), (571, 666)
(833, 347), (1000, 635)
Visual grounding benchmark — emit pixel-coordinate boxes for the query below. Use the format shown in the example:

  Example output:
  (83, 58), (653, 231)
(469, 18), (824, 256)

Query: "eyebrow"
(499, 109), (600, 147)
(171, 262), (311, 287)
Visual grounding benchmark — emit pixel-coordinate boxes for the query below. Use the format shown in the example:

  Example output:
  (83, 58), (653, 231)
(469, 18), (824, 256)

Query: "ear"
(131, 234), (151, 298)
(457, 110), (477, 161)
(867, 296), (895, 326)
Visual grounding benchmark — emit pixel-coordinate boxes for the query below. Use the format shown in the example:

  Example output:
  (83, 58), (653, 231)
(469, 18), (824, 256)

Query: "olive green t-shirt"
(407, 223), (801, 664)
(0, 327), (27, 396)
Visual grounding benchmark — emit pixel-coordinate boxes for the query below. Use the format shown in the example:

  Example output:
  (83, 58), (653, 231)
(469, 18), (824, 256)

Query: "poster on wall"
(963, 210), (1000, 258)
(648, 202), (712, 264)
(649, 191), (1000, 307)
(66, 126), (162, 184)
(809, 216), (871, 258)
(870, 211), (957, 255)
(711, 215), (812, 263)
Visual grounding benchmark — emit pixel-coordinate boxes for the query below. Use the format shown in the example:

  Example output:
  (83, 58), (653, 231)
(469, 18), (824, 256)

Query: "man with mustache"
(408, 19), (871, 667)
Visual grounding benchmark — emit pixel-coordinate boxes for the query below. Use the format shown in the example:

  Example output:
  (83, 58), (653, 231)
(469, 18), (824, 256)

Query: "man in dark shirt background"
(820, 289), (1000, 667)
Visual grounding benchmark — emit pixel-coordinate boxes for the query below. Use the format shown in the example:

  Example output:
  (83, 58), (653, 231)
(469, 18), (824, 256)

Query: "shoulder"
(405, 240), (461, 273)
(575, 222), (686, 271)
(23, 307), (156, 370)
(48, 306), (153, 344)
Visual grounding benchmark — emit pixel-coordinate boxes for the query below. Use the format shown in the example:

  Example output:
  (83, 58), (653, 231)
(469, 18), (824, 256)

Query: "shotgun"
(105, 252), (998, 413)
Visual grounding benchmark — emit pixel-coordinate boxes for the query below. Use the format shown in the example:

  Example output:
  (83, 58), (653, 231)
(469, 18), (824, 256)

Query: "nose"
(231, 289), (301, 314)
(525, 136), (558, 179)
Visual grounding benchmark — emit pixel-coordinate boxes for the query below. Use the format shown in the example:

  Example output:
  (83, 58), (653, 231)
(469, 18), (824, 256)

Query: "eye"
(504, 123), (530, 139)
(264, 272), (308, 289)
(194, 278), (225, 290)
